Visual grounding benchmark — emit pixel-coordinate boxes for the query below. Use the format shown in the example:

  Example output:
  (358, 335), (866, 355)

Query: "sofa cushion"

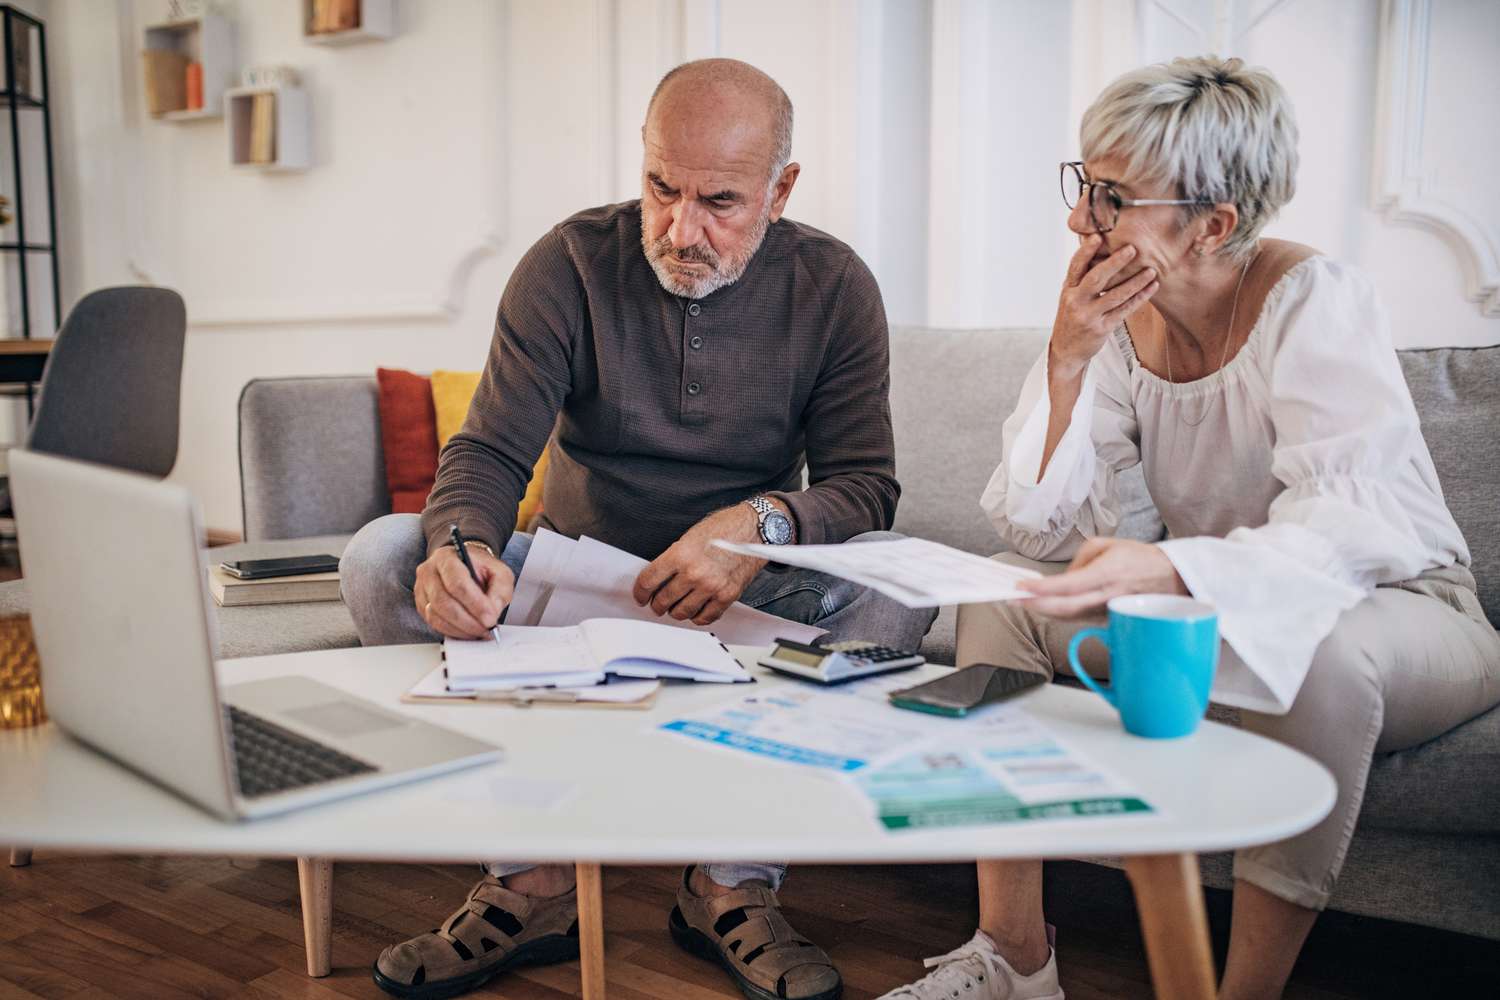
(376, 367), (440, 515)
(888, 327), (1162, 557)
(1399, 346), (1500, 627)
(1360, 701), (1500, 835)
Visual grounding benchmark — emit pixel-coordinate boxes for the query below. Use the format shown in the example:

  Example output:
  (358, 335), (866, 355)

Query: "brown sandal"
(669, 866), (841, 1000)
(372, 875), (579, 999)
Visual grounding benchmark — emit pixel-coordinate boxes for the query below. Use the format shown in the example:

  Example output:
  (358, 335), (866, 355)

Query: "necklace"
(1166, 249), (1257, 427)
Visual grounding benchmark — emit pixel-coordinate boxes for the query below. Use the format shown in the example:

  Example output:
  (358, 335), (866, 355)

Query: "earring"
(1194, 244), (1207, 257)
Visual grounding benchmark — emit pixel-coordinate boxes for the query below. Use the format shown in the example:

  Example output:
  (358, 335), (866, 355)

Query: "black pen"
(449, 523), (501, 640)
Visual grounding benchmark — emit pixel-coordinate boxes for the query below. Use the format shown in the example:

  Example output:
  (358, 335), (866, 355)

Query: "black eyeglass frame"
(1060, 161), (1214, 234)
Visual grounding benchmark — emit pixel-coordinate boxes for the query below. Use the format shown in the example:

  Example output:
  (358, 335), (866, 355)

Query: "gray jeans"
(341, 513), (938, 890)
(956, 553), (1500, 910)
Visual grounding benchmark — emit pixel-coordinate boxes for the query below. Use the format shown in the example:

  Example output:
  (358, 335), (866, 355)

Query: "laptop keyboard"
(226, 704), (378, 799)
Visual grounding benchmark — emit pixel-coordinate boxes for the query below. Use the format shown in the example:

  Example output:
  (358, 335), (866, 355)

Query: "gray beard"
(641, 208), (772, 300)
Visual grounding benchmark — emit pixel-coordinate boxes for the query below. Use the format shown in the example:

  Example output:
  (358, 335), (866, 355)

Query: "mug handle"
(1067, 627), (1116, 707)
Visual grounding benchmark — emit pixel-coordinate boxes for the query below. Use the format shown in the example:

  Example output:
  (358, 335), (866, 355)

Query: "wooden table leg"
(576, 862), (606, 1000)
(9, 847), (32, 867)
(297, 857), (334, 977)
(1124, 853), (1217, 999)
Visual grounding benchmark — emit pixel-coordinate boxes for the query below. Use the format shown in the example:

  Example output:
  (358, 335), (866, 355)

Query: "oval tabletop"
(0, 644), (1336, 864)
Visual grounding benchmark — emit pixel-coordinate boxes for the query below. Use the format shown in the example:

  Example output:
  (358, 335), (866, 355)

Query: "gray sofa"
(9, 327), (1496, 939)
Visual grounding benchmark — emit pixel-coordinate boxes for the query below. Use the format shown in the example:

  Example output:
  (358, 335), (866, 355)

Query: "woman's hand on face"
(1016, 537), (1187, 619)
(1049, 235), (1161, 380)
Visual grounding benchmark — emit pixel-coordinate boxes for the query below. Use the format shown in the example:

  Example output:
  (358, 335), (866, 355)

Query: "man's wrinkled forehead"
(643, 91), (776, 181)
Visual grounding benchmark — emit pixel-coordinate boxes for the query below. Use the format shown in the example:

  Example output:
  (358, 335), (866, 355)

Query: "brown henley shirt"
(421, 200), (898, 561)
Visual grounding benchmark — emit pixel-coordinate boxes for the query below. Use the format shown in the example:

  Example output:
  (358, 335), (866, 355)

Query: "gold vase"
(0, 614), (45, 729)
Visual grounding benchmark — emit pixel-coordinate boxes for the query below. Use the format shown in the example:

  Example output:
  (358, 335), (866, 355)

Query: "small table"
(0, 644), (1335, 999)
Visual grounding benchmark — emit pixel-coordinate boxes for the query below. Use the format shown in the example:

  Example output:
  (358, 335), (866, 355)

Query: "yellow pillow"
(431, 369), (549, 530)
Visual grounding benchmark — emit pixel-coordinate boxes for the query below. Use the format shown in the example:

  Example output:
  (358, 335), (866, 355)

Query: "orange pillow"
(431, 369), (549, 530)
(374, 367), (438, 515)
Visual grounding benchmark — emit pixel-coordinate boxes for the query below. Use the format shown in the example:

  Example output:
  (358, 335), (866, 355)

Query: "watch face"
(762, 511), (794, 545)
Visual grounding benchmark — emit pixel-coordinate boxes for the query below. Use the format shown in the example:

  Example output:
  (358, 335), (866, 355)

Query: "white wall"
(42, 0), (1500, 531)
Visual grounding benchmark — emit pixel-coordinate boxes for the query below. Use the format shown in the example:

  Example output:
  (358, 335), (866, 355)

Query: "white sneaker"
(875, 930), (1064, 1000)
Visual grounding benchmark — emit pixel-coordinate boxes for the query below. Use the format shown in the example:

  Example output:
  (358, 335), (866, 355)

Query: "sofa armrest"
(238, 376), (391, 541)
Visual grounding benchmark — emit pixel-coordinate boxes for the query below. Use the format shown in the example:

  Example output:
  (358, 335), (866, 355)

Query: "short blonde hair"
(1080, 56), (1298, 261)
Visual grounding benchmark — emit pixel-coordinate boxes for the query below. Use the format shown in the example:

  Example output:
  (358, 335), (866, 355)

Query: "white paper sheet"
(713, 537), (1043, 608)
(443, 625), (603, 689)
(519, 529), (821, 646)
(658, 673), (1025, 772)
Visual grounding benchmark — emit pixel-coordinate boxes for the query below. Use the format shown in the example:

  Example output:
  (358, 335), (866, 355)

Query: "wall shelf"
(143, 14), (234, 122)
(302, 0), (396, 46)
(225, 85), (310, 173)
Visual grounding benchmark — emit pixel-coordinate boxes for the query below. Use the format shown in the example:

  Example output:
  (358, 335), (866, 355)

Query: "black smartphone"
(219, 554), (341, 580)
(889, 664), (1046, 717)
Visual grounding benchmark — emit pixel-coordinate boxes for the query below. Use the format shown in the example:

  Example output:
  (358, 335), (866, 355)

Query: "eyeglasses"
(1060, 161), (1212, 234)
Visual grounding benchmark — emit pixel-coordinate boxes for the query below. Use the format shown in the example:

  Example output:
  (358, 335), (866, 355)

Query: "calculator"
(759, 638), (925, 685)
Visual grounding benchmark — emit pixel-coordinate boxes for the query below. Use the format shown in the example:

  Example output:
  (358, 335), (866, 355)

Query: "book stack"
(248, 93), (276, 165)
(309, 0), (360, 34)
(208, 565), (340, 607)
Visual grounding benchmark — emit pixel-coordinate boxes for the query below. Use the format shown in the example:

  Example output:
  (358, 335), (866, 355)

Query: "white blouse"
(981, 256), (1470, 713)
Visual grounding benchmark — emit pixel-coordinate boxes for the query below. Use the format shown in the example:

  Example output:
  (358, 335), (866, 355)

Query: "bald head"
(644, 58), (793, 182)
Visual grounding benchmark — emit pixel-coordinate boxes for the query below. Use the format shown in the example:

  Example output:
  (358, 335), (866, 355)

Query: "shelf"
(0, 91), (42, 109)
(0, 243), (53, 252)
(225, 85), (311, 172)
(162, 106), (220, 123)
(143, 14), (235, 121)
(302, 0), (396, 45)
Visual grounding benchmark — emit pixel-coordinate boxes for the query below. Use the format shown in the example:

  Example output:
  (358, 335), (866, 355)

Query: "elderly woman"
(878, 56), (1500, 1000)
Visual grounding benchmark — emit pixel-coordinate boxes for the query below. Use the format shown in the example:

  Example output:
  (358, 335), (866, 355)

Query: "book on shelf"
(310, 0), (361, 33)
(142, 50), (189, 116)
(248, 92), (276, 164)
(207, 565), (341, 607)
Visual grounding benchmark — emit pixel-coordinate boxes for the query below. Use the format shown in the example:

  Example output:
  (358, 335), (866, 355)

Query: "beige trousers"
(956, 554), (1500, 910)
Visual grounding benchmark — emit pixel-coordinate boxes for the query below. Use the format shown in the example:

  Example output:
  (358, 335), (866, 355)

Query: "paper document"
(510, 529), (822, 646)
(444, 617), (751, 689)
(851, 712), (1153, 831)
(714, 537), (1042, 607)
(658, 673), (1022, 772)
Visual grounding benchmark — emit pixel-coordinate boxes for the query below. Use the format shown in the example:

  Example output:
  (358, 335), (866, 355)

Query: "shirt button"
(689, 336), (703, 350)
(687, 303), (701, 317)
(686, 381), (702, 395)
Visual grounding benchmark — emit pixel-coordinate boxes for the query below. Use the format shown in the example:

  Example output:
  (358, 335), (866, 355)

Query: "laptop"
(9, 448), (502, 821)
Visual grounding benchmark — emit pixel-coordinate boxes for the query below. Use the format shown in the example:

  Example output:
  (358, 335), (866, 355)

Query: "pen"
(449, 523), (501, 640)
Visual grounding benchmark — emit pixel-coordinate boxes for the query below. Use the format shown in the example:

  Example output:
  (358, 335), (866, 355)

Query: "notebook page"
(443, 625), (602, 689)
(579, 618), (750, 681)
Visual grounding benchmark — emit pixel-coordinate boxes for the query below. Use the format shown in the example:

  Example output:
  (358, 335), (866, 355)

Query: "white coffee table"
(0, 644), (1334, 999)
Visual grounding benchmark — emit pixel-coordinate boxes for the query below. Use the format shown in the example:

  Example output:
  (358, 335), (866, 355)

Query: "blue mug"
(1066, 594), (1219, 739)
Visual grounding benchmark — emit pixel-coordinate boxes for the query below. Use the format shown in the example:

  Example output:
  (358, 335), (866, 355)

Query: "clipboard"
(402, 665), (660, 710)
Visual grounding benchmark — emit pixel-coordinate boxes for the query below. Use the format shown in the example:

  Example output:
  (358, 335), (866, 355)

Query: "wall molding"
(1372, 0), (1499, 316)
(122, 1), (509, 329)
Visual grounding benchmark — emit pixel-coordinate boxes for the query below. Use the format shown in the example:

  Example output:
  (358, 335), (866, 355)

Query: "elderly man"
(342, 58), (935, 1000)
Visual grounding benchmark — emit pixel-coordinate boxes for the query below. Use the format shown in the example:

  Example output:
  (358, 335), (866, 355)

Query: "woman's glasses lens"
(1060, 164), (1084, 209)
(1088, 184), (1119, 232)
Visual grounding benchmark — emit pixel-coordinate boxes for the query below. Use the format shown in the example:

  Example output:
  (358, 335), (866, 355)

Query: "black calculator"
(759, 638), (925, 684)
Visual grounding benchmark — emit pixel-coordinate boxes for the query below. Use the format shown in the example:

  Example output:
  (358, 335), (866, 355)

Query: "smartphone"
(889, 664), (1046, 717)
(219, 554), (341, 580)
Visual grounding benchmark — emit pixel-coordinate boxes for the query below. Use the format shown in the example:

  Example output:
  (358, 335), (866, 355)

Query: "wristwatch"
(746, 495), (795, 546)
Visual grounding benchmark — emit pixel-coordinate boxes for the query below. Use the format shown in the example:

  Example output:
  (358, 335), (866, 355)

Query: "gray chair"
(24, 286), (186, 476)
(7, 286), (185, 869)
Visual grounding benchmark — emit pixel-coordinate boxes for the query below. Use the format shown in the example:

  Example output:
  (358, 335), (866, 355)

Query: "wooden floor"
(3, 855), (1497, 999)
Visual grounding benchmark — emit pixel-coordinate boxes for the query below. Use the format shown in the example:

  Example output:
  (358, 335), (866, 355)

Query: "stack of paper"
(712, 537), (1043, 608)
(507, 529), (822, 645)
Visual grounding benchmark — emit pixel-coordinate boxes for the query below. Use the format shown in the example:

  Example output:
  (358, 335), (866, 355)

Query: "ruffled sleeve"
(1160, 258), (1436, 713)
(980, 335), (1141, 561)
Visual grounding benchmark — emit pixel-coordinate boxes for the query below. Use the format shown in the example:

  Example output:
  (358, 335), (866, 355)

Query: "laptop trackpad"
(283, 700), (406, 739)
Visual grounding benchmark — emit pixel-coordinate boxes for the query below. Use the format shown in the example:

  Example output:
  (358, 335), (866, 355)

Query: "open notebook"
(442, 618), (752, 690)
